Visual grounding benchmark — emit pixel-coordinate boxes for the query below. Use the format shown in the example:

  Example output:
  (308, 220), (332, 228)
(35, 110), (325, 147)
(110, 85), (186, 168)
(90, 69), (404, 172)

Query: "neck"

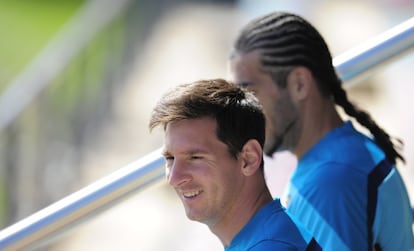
(294, 99), (343, 159)
(210, 181), (273, 247)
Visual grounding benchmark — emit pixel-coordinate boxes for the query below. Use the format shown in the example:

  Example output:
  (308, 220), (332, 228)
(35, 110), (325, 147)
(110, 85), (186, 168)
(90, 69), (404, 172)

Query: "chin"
(185, 209), (204, 222)
(185, 213), (198, 222)
(264, 141), (283, 156)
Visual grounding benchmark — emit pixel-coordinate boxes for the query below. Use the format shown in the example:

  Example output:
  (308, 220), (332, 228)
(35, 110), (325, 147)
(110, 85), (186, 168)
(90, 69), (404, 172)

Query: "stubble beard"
(264, 120), (296, 156)
(264, 137), (282, 156)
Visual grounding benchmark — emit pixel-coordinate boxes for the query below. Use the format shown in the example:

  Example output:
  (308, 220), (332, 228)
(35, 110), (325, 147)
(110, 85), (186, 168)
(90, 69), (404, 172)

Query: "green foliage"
(0, 0), (85, 226)
(0, 0), (85, 92)
(47, 14), (126, 117)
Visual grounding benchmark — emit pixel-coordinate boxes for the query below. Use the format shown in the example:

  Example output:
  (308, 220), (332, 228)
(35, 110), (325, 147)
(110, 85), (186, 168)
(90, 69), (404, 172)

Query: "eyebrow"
(161, 149), (171, 157)
(238, 81), (254, 88)
(161, 148), (208, 157)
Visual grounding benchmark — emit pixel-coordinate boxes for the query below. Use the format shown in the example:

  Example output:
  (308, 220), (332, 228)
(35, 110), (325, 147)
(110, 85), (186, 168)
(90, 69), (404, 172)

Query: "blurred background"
(0, 0), (413, 250)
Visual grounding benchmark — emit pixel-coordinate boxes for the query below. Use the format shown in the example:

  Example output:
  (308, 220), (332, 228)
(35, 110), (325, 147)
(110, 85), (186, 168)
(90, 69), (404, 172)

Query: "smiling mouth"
(183, 190), (202, 199)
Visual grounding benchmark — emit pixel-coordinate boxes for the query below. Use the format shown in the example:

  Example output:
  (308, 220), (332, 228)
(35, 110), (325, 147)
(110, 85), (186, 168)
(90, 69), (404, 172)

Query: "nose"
(167, 159), (191, 187)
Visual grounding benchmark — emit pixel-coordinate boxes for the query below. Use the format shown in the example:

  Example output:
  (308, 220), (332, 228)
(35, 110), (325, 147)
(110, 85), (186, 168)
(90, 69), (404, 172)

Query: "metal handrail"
(0, 149), (165, 251)
(334, 16), (414, 83)
(0, 16), (414, 251)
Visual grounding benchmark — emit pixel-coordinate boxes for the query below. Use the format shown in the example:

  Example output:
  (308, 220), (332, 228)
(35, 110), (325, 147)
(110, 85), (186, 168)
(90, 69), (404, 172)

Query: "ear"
(240, 139), (263, 176)
(287, 66), (313, 101)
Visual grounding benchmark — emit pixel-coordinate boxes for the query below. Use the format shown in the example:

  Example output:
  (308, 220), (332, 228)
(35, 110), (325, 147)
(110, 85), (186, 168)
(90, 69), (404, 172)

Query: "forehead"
(164, 117), (219, 151)
(232, 50), (261, 67)
(229, 50), (264, 81)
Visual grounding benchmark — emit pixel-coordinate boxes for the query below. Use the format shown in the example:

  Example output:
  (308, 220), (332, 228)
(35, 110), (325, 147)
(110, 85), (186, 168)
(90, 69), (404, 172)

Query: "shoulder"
(258, 201), (318, 249)
(247, 240), (299, 251)
(290, 160), (366, 212)
(236, 201), (315, 250)
(308, 122), (385, 168)
(296, 160), (362, 188)
(246, 238), (321, 251)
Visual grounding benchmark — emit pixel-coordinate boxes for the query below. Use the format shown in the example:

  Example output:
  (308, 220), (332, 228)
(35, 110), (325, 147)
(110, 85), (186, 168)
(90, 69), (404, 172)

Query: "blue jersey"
(285, 121), (414, 251)
(225, 199), (321, 251)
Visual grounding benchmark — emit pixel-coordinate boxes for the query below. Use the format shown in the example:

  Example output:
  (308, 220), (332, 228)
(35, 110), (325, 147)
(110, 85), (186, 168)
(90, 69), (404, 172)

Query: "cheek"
(256, 93), (277, 121)
(165, 166), (170, 179)
(255, 83), (279, 110)
(264, 98), (288, 133)
(263, 107), (278, 136)
(277, 95), (297, 121)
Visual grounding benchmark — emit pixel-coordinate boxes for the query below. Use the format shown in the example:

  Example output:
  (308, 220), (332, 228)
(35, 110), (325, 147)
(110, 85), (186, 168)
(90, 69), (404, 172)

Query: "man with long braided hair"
(228, 11), (414, 251)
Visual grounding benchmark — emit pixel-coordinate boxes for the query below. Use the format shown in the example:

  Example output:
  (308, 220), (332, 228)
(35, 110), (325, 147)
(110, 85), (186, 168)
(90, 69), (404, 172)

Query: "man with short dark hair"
(149, 78), (321, 250)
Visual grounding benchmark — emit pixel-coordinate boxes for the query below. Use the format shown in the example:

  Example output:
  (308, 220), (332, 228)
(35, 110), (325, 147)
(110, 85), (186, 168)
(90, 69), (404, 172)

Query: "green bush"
(0, 0), (85, 92)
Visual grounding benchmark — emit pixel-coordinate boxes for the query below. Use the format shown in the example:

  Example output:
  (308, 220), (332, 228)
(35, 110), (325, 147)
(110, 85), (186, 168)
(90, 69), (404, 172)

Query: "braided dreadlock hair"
(231, 11), (404, 164)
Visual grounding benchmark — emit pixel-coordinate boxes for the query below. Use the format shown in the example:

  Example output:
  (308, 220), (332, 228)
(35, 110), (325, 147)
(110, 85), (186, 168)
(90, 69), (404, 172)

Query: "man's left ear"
(240, 139), (263, 176)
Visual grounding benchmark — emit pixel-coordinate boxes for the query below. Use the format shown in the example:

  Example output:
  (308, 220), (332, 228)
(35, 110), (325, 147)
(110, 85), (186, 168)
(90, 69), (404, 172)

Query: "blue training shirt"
(285, 121), (414, 251)
(225, 199), (321, 251)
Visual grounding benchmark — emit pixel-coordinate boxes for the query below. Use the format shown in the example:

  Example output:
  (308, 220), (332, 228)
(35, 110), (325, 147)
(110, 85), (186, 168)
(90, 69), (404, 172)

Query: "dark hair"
(149, 78), (266, 168)
(231, 11), (404, 164)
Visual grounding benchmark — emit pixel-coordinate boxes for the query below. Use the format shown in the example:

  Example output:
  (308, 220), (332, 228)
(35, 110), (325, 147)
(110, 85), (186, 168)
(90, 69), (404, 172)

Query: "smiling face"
(163, 117), (245, 226)
(228, 50), (299, 156)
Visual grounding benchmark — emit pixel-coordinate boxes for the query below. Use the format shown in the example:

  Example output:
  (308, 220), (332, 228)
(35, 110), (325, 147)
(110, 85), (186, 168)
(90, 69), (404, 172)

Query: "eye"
(163, 155), (174, 167)
(190, 155), (202, 160)
(238, 81), (252, 89)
